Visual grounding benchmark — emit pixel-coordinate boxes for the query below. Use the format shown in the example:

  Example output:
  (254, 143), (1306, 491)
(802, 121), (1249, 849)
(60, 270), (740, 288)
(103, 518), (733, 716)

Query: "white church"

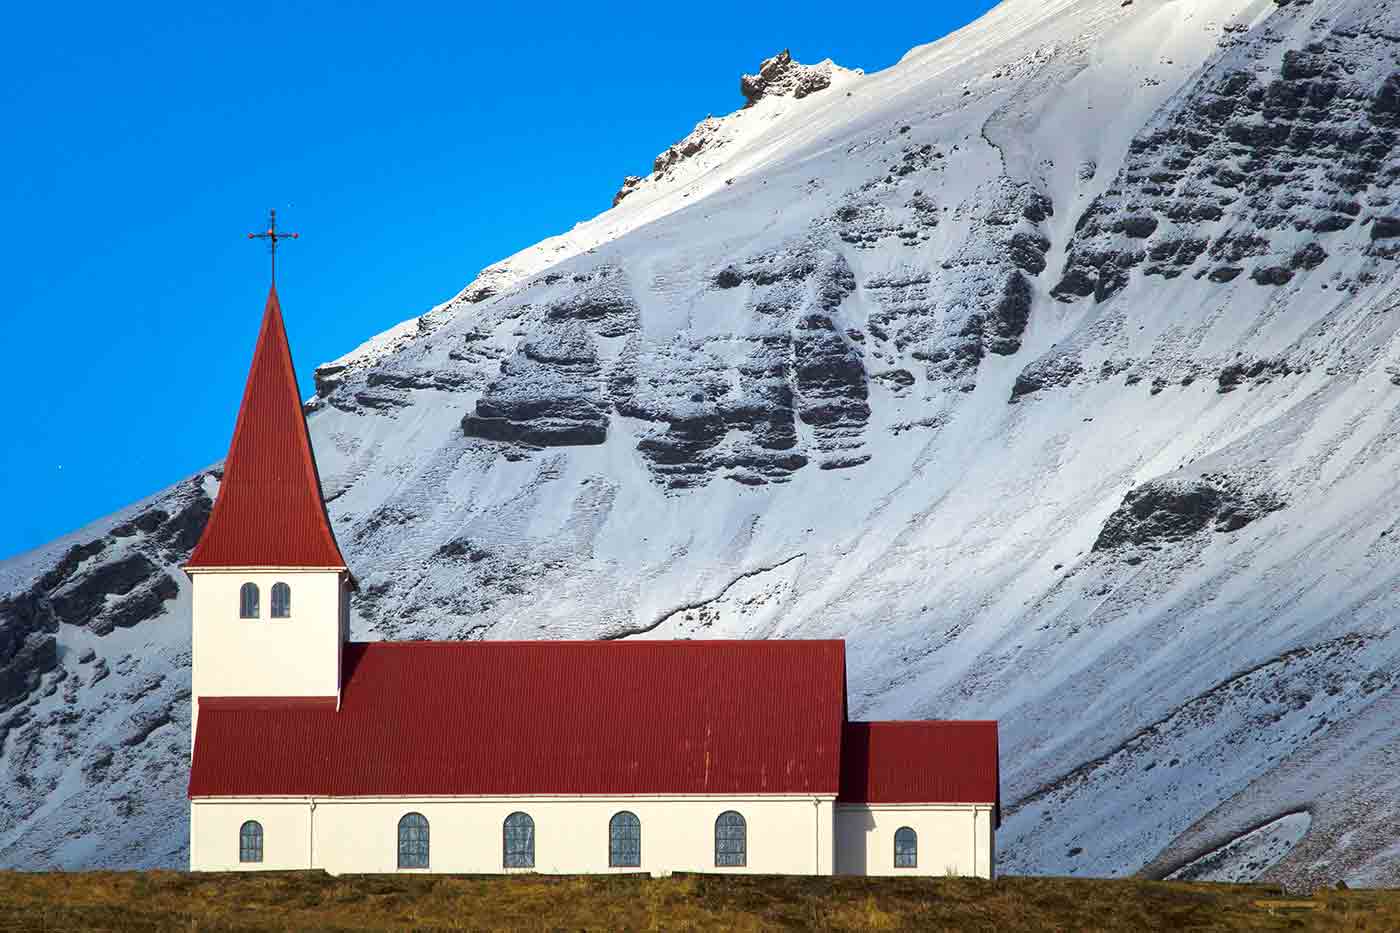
(184, 284), (1000, 877)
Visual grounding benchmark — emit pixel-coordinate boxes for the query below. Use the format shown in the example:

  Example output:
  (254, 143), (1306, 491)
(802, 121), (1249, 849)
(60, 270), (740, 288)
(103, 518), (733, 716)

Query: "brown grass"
(0, 871), (1398, 932)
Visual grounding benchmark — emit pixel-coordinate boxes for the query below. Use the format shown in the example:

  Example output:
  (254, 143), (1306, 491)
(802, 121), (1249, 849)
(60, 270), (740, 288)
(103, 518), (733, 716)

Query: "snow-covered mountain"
(4, 0), (1400, 885)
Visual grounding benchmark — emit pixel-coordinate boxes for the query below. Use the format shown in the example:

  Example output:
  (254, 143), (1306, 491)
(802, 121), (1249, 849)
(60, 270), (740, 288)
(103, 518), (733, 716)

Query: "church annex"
(185, 285), (1000, 877)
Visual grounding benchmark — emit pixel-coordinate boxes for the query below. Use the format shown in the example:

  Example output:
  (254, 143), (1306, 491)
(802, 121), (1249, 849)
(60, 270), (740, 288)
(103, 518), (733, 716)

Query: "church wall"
(190, 799), (312, 871)
(191, 795), (836, 876)
(833, 803), (995, 878)
(190, 569), (347, 725)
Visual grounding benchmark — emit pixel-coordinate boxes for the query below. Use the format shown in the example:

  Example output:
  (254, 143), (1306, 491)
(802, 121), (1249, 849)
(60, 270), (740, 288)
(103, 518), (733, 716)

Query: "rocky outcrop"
(611, 336), (807, 488)
(650, 117), (725, 183)
(1054, 24), (1400, 302)
(612, 52), (853, 207)
(542, 266), (640, 338)
(740, 50), (839, 107)
(1092, 477), (1285, 552)
(0, 477), (208, 719)
(463, 324), (609, 449)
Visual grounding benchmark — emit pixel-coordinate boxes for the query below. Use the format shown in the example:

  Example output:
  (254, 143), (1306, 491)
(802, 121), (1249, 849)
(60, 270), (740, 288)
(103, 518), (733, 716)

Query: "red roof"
(840, 721), (1000, 822)
(190, 640), (848, 798)
(187, 286), (347, 570)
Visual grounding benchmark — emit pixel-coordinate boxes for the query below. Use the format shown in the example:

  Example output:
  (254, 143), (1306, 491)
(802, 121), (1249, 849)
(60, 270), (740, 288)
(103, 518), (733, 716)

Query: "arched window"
(239, 583), (260, 619)
(398, 813), (429, 869)
(239, 820), (263, 863)
(608, 811), (640, 868)
(715, 810), (746, 867)
(503, 812), (535, 869)
(894, 826), (918, 868)
(270, 582), (291, 618)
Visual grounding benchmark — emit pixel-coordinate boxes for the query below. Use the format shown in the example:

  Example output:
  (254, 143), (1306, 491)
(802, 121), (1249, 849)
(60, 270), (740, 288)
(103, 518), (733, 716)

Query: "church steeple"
(187, 286), (347, 570)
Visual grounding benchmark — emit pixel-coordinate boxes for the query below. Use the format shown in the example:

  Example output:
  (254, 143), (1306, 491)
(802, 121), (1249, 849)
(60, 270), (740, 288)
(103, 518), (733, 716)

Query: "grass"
(0, 871), (1398, 932)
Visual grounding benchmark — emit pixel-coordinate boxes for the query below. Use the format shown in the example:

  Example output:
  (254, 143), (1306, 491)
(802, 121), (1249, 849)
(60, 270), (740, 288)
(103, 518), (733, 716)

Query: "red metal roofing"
(186, 286), (347, 570)
(839, 721), (1000, 822)
(190, 639), (847, 798)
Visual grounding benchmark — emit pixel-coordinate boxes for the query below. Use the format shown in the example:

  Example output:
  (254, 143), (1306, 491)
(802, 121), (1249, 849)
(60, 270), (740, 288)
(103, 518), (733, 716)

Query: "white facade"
(190, 794), (995, 877)
(191, 795), (837, 876)
(188, 567), (350, 736)
(834, 803), (995, 879)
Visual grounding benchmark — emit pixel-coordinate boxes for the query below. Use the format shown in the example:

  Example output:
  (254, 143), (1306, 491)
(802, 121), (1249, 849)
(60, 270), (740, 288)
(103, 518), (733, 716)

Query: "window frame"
(397, 812), (430, 870)
(894, 826), (918, 869)
(270, 581), (291, 619)
(608, 810), (641, 868)
(503, 811), (535, 869)
(714, 810), (747, 868)
(239, 820), (263, 864)
(239, 582), (260, 619)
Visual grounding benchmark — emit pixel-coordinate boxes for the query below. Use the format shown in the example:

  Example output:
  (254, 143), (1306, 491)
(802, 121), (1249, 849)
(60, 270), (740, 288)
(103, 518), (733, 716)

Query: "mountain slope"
(4, 0), (1400, 885)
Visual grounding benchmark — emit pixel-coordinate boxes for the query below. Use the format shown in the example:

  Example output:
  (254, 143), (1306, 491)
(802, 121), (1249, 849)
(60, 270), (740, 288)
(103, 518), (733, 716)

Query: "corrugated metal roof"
(190, 639), (848, 798)
(186, 286), (347, 570)
(839, 721), (1000, 822)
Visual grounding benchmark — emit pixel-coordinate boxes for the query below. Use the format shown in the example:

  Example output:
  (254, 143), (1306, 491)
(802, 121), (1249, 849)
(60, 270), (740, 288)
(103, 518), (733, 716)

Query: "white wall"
(189, 568), (349, 740)
(191, 795), (835, 876)
(190, 799), (312, 871)
(833, 803), (995, 878)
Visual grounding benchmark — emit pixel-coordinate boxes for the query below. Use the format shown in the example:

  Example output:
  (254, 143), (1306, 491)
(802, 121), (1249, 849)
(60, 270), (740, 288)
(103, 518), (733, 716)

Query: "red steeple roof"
(187, 286), (347, 570)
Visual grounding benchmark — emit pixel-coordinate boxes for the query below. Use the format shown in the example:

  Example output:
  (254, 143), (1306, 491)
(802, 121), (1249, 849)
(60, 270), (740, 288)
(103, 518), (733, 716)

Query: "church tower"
(185, 285), (352, 735)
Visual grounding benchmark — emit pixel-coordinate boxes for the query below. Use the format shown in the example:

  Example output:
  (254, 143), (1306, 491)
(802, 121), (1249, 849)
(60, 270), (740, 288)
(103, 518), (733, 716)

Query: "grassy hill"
(1, 872), (1398, 932)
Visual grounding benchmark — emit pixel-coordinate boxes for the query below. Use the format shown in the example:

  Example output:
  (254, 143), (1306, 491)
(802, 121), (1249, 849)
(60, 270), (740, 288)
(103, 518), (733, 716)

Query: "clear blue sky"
(0, 1), (998, 561)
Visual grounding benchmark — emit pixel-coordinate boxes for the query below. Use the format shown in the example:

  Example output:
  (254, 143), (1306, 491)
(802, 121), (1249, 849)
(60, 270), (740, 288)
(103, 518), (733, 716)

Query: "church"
(185, 282), (1000, 877)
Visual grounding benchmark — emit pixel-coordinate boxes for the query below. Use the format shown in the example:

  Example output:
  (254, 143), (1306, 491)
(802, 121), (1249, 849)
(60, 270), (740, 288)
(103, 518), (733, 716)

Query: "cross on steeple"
(247, 209), (299, 283)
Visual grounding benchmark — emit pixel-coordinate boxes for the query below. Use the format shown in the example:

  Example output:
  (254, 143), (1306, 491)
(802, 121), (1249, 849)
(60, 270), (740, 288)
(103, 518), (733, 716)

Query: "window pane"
(608, 811), (640, 867)
(398, 813), (429, 869)
(715, 811), (746, 867)
(271, 582), (290, 618)
(239, 583), (259, 619)
(894, 827), (917, 868)
(504, 812), (535, 868)
(240, 821), (263, 863)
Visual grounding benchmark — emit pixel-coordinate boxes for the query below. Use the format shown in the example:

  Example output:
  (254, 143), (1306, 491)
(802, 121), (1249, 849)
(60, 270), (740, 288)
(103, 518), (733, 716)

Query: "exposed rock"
(313, 363), (349, 396)
(544, 267), (640, 338)
(613, 175), (643, 207)
(1370, 215), (1400, 239)
(612, 335), (806, 488)
(1054, 28), (1400, 303)
(1011, 350), (1085, 401)
(463, 324), (609, 449)
(1092, 478), (1285, 552)
(154, 492), (212, 555)
(1251, 264), (1295, 286)
(435, 538), (491, 563)
(110, 510), (166, 538)
(1289, 242), (1328, 270)
(0, 630), (56, 712)
(740, 50), (838, 107)
(872, 368), (916, 390)
(1217, 358), (1296, 392)
(651, 117), (725, 181)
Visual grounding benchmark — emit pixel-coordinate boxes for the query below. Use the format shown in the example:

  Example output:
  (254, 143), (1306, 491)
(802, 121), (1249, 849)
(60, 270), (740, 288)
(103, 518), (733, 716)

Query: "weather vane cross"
(247, 209), (299, 283)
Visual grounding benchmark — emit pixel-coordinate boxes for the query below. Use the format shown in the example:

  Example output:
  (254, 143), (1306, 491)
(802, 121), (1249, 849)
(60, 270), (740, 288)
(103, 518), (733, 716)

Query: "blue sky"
(0, 1), (998, 561)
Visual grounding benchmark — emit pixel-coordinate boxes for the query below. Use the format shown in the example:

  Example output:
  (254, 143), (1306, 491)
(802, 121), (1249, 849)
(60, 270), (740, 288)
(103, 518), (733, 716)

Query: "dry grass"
(0, 871), (1398, 932)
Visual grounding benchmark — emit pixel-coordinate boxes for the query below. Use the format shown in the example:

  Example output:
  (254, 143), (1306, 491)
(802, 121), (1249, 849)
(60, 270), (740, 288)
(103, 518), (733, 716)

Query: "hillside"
(3, 0), (1400, 885)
